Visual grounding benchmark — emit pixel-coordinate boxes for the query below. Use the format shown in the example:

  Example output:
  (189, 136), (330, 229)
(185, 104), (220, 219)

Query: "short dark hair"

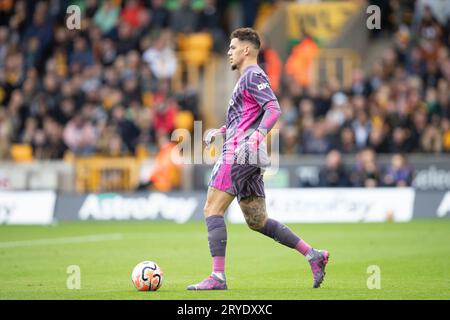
(230, 28), (261, 50)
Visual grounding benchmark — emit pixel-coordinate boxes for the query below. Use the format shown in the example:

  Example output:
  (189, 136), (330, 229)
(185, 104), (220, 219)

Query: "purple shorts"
(209, 162), (265, 202)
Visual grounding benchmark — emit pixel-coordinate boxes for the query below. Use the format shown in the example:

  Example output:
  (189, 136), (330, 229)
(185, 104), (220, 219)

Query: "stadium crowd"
(0, 0), (449, 189)
(0, 0), (239, 160)
(277, 3), (450, 157)
(273, 1), (450, 187)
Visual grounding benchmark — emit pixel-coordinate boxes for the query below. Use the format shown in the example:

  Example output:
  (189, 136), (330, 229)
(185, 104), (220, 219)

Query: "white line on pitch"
(0, 234), (123, 248)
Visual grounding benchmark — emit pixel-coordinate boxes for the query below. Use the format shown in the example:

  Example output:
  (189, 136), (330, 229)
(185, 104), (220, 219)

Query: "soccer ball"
(131, 261), (164, 291)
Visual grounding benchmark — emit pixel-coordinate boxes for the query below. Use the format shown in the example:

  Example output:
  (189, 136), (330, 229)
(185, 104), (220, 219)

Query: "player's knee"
(247, 221), (263, 231)
(245, 216), (265, 231)
(203, 202), (225, 217)
(203, 203), (214, 217)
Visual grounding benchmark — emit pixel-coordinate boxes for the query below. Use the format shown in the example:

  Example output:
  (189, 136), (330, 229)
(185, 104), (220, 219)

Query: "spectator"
(0, 27), (8, 69)
(99, 38), (117, 67)
(138, 132), (182, 192)
(279, 97), (298, 127)
(97, 120), (117, 154)
(20, 117), (38, 144)
(69, 36), (94, 68)
(421, 125), (443, 153)
(284, 36), (319, 88)
(153, 94), (178, 135)
(107, 132), (127, 157)
(115, 22), (138, 55)
(258, 37), (282, 93)
(417, 5), (443, 64)
(122, 77), (141, 106)
(121, 0), (145, 30)
(349, 68), (370, 97)
(0, 108), (13, 159)
(299, 98), (315, 120)
(22, 3), (52, 67)
(350, 148), (382, 187)
(93, 0), (120, 35)
(142, 31), (177, 80)
(23, 36), (43, 71)
(111, 105), (140, 154)
(301, 120), (330, 154)
(388, 126), (413, 153)
(170, 0), (198, 34)
(197, 0), (226, 52)
(6, 89), (27, 133)
(63, 114), (97, 155)
(176, 79), (200, 121)
(97, 119), (129, 157)
(149, 0), (171, 30)
(368, 125), (389, 153)
(351, 110), (371, 150)
(31, 129), (48, 159)
(85, 0), (99, 20)
(4, 51), (25, 97)
(406, 46), (426, 76)
(55, 98), (76, 126)
(326, 92), (348, 128)
(437, 79), (450, 118)
(318, 150), (351, 187)
(279, 126), (300, 155)
(41, 73), (60, 112)
(382, 153), (413, 187)
(337, 126), (357, 154)
(8, 1), (27, 37)
(34, 117), (66, 159)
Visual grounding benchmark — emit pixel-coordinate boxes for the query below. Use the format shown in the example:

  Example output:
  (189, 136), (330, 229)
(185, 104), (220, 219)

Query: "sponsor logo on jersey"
(257, 82), (270, 90)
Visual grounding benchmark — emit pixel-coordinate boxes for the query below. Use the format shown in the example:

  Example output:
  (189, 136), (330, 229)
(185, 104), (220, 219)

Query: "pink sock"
(212, 256), (225, 273)
(295, 239), (312, 256)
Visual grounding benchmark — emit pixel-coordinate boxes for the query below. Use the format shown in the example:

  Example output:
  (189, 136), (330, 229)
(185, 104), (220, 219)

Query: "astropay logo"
(437, 192), (450, 217)
(78, 193), (198, 223)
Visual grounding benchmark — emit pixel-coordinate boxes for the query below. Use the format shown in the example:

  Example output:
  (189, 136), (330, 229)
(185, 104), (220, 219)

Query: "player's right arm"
(204, 125), (226, 147)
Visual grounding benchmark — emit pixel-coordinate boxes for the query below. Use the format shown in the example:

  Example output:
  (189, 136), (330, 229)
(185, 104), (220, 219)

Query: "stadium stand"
(0, 0), (449, 191)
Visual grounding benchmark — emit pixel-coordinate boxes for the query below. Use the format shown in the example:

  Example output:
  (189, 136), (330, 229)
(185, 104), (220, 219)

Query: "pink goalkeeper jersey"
(220, 64), (280, 167)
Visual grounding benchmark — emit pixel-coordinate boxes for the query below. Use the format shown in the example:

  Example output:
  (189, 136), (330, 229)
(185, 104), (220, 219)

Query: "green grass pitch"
(0, 219), (449, 300)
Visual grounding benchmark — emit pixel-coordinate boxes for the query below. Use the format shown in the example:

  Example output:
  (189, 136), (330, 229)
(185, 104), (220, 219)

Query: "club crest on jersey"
(257, 82), (270, 90)
(229, 99), (234, 106)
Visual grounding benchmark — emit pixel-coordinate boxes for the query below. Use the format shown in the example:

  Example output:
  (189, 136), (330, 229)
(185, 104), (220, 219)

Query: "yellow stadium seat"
(177, 33), (213, 66)
(185, 33), (213, 50)
(11, 144), (33, 162)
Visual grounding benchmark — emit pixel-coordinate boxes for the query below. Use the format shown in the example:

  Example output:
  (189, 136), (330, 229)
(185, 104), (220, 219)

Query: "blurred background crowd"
(0, 0), (449, 190)
(277, 2), (450, 157)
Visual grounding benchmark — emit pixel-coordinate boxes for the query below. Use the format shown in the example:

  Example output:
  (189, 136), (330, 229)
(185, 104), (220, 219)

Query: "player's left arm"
(247, 72), (281, 147)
